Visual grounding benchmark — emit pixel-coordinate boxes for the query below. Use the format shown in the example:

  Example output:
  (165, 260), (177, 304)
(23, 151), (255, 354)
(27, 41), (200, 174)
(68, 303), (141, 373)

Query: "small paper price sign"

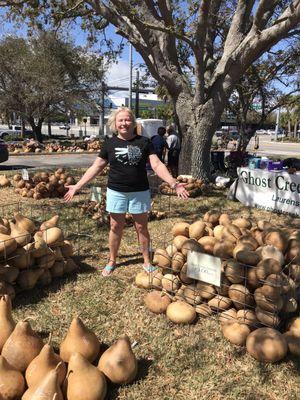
(187, 251), (221, 287)
(90, 186), (102, 202)
(22, 169), (29, 181)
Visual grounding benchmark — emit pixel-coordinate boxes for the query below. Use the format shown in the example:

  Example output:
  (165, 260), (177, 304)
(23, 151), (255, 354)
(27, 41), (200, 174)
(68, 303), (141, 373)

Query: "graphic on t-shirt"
(115, 146), (142, 165)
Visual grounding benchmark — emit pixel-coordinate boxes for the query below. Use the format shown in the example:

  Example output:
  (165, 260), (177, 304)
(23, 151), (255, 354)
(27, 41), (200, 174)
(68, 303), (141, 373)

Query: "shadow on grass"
(106, 358), (153, 400)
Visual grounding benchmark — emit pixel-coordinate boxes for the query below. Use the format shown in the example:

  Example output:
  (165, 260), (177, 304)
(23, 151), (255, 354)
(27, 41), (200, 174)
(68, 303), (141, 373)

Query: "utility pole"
(135, 69), (140, 118)
(274, 107), (281, 142)
(129, 43), (133, 109)
(99, 82), (106, 138)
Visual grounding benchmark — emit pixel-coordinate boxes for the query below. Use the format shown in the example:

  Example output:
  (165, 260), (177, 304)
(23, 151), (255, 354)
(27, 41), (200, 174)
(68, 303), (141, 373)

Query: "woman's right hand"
(64, 184), (79, 202)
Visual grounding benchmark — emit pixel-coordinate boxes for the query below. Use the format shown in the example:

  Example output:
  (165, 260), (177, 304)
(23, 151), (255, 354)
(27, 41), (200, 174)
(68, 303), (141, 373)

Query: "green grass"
(1, 169), (300, 400)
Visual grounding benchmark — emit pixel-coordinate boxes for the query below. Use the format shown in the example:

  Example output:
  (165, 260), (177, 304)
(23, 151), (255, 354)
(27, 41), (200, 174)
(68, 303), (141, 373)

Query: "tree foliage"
(0, 31), (105, 141)
(1, 1), (300, 177)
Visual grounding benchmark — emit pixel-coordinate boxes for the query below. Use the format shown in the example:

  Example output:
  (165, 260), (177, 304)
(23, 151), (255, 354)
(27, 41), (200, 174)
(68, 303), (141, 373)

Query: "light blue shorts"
(106, 188), (151, 214)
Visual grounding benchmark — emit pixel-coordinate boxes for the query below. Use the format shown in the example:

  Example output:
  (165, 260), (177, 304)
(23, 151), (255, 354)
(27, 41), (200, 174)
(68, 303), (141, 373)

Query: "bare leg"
(102, 213), (125, 276)
(132, 212), (151, 265)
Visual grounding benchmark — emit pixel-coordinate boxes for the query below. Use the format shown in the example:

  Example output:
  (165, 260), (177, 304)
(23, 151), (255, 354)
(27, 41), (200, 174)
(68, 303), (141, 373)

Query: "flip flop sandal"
(101, 264), (116, 277)
(143, 264), (158, 274)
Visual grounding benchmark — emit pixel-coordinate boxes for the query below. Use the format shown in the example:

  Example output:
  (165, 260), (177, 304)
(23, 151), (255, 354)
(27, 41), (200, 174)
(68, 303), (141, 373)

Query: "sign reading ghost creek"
(187, 251), (221, 287)
(229, 167), (300, 215)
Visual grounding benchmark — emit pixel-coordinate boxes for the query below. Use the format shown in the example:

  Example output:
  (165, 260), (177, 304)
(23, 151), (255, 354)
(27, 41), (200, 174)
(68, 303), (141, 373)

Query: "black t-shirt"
(99, 135), (156, 192)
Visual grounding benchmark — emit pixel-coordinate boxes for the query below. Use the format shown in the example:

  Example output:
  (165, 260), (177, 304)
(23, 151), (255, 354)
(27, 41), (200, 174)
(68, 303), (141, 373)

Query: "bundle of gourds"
(0, 213), (78, 299)
(12, 169), (76, 200)
(80, 196), (167, 226)
(135, 211), (300, 363)
(87, 140), (101, 152)
(0, 175), (11, 188)
(159, 176), (208, 197)
(0, 298), (138, 399)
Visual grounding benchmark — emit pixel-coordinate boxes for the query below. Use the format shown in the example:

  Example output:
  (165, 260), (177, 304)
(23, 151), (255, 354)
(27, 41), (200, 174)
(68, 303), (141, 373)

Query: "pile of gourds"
(0, 175), (11, 188)
(0, 213), (78, 298)
(135, 211), (300, 362)
(0, 296), (138, 399)
(13, 169), (76, 200)
(159, 176), (208, 197)
(80, 196), (167, 226)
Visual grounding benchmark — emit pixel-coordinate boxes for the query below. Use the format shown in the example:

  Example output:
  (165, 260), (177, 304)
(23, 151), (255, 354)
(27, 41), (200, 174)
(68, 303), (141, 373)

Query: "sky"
(0, 10), (144, 97)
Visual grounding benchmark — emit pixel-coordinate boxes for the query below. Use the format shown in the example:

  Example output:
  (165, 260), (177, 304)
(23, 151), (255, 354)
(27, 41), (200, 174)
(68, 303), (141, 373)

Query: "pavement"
(247, 135), (300, 157)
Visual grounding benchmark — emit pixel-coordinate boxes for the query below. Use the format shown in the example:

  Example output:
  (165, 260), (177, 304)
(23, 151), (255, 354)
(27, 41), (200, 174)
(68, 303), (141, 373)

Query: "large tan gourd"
(0, 295), (15, 351)
(0, 233), (18, 258)
(256, 258), (281, 280)
(203, 211), (220, 225)
(9, 247), (32, 269)
(228, 284), (253, 309)
(219, 213), (231, 226)
(152, 248), (171, 268)
(22, 364), (64, 400)
(166, 301), (196, 324)
(135, 271), (160, 289)
(219, 308), (237, 325)
(66, 352), (107, 400)
(161, 274), (180, 292)
(60, 240), (74, 258)
(213, 240), (235, 258)
(255, 307), (280, 328)
(208, 295), (232, 311)
(181, 239), (204, 257)
(173, 235), (188, 250)
(198, 236), (218, 254)
(232, 217), (252, 230)
(17, 269), (44, 290)
(9, 222), (31, 247)
(221, 322), (251, 346)
(171, 222), (190, 237)
(283, 330), (300, 356)
(0, 355), (25, 400)
(25, 339), (66, 387)
(224, 260), (245, 283)
(264, 230), (287, 253)
(42, 227), (64, 247)
(171, 252), (185, 272)
(288, 317), (300, 332)
(189, 220), (206, 240)
(254, 287), (283, 313)
(246, 327), (287, 363)
(260, 245), (284, 266)
(98, 335), (137, 384)
(2, 320), (43, 372)
(59, 317), (100, 363)
(40, 215), (60, 231)
(183, 284), (202, 305)
(0, 265), (19, 283)
(144, 290), (171, 314)
(14, 213), (36, 234)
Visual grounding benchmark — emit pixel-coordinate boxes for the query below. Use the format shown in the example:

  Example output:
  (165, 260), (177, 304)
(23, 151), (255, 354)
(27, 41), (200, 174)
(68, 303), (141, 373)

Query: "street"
(0, 153), (97, 170)
(247, 135), (300, 157)
(0, 135), (299, 171)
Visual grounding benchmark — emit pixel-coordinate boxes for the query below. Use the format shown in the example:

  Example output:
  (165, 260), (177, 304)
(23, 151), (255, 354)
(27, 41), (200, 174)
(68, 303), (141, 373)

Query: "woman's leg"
(132, 212), (151, 265)
(107, 212), (126, 268)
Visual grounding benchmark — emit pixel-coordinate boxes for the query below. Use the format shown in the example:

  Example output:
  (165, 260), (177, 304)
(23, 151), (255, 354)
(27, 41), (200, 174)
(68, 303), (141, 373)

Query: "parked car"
(255, 129), (268, 135)
(0, 140), (9, 163)
(59, 124), (70, 130)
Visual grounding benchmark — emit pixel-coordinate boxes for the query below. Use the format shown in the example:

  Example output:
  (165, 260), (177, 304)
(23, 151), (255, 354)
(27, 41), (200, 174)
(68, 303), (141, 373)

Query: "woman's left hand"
(175, 183), (190, 199)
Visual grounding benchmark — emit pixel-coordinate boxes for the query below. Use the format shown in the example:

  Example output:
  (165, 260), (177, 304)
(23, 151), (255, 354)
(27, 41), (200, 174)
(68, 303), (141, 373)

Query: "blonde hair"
(107, 107), (136, 133)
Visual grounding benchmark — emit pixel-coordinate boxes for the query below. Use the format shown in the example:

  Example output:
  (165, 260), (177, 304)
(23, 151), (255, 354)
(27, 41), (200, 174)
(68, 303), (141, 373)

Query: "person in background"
(64, 107), (189, 276)
(166, 125), (181, 177)
(151, 126), (168, 162)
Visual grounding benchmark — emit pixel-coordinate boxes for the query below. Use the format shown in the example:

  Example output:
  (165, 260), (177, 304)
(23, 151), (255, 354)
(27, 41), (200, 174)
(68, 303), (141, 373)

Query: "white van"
(136, 119), (165, 139)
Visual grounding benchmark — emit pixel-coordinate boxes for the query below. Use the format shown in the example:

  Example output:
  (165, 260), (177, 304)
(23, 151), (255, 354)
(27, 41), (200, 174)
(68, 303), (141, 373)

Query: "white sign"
(229, 167), (300, 215)
(21, 169), (29, 181)
(187, 251), (221, 287)
(90, 187), (102, 202)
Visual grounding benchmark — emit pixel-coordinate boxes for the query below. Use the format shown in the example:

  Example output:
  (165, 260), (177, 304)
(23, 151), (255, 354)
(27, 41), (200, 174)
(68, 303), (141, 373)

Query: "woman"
(64, 107), (189, 276)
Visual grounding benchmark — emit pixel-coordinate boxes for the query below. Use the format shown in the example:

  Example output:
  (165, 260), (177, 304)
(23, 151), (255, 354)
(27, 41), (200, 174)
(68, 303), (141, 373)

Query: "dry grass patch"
(1, 168), (300, 400)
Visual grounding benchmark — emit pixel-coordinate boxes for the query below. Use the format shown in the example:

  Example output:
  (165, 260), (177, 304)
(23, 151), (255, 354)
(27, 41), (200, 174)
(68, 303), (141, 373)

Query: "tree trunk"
(176, 97), (225, 181)
(29, 117), (43, 142)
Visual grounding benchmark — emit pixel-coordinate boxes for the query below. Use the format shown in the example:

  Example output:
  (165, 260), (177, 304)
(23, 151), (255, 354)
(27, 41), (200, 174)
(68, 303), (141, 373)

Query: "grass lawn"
(1, 168), (300, 400)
